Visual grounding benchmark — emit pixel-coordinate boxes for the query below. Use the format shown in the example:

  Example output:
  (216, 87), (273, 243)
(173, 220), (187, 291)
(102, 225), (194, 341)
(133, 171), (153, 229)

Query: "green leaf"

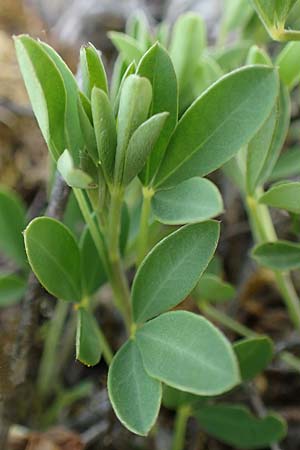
(222, 0), (254, 33)
(213, 41), (250, 72)
(112, 60), (136, 117)
(162, 385), (198, 410)
(246, 108), (277, 194)
(80, 43), (108, 97)
(276, 42), (300, 89)
(136, 311), (240, 395)
(269, 146), (300, 181)
(234, 336), (273, 381)
(40, 41), (84, 164)
(246, 44), (273, 65)
(192, 56), (223, 98)
(57, 150), (95, 189)
(195, 403), (286, 449)
(194, 274), (236, 303)
(259, 181), (300, 213)
(253, 240), (300, 270)
(76, 307), (102, 366)
(77, 92), (98, 164)
(251, 0), (298, 36)
(24, 217), (82, 302)
(14, 35), (66, 160)
(80, 226), (107, 296)
(108, 339), (161, 436)
(169, 13), (206, 92)
(0, 273), (27, 307)
(132, 221), (220, 323)
(126, 10), (151, 49)
(137, 43), (178, 185)
(0, 187), (27, 266)
(123, 112), (169, 185)
(154, 66), (279, 188)
(152, 178), (223, 225)
(254, 84), (290, 186)
(108, 32), (144, 65)
(114, 75), (152, 183)
(91, 87), (117, 180)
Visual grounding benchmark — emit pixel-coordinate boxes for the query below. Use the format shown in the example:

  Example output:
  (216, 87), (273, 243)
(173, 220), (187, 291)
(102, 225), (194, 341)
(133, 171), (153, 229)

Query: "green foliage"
(152, 178), (223, 225)
(80, 43), (108, 97)
(276, 42), (300, 88)
(253, 240), (300, 270)
(80, 226), (107, 296)
(14, 35), (66, 160)
(132, 221), (220, 323)
(57, 150), (95, 189)
(137, 43), (178, 184)
(76, 307), (102, 366)
(14, 19), (295, 444)
(108, 339), (161, 435)
(259, 181), (300, 213)
(114, 74), (152, 184)
(123, 112), (169, 185)
(0, 274), (27, 307)
(195, 403), (286, 449)
(24, 217), (82, 302)
(108, 32), (144, 65)
(234, 337), (274, 381)
(194, 274), (236, 303)
(136, 311), (240, 395)
(269, 146), (300, 181)
(0, 186), (27, 266)
(154, 66), (279, 187)
(91, 87), (117, 180)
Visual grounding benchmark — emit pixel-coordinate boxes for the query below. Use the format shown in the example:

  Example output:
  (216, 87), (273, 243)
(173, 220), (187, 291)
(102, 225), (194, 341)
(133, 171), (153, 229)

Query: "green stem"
(246, 194), (300, 330)
(272, 28), (300, 41)
(280, 351), (300, 373)
(172, 405), (191, 450)
(73, 188), (109, 274)
(107, 187), (132, 330)
(200, 302), (257, 338)
(37, 300), (69, 399)
(137, 187), (154, 266)
(74, 187), (131, 331)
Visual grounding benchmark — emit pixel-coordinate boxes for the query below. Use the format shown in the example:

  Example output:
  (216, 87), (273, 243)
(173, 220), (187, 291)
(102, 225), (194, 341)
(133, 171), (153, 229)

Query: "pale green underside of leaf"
(14, 35), (66, 160)
(136, 311), (240, 395)
(57, 150), (95, 189)
(24, 217), (82, 302)
(195, 403), (286, 449)
(152, 177), (223, 225)
(108, 340), (162, 436)
(132, 221), (220, 323)
(76, 308), (102, 366)
(154, 66), (279, 188)
(252, 240), (300, 270)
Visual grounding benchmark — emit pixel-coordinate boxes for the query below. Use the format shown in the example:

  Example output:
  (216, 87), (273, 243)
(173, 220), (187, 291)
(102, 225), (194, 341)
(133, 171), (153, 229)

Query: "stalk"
(74, 188), (131, 331)
(201, 302), (257, 338)
(246, 194), (300, 330)
(37, 299), (69, 399)
(171, 405), (191, 450)
(107, 187), (132, 330)
(137, 187), (154, 266)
